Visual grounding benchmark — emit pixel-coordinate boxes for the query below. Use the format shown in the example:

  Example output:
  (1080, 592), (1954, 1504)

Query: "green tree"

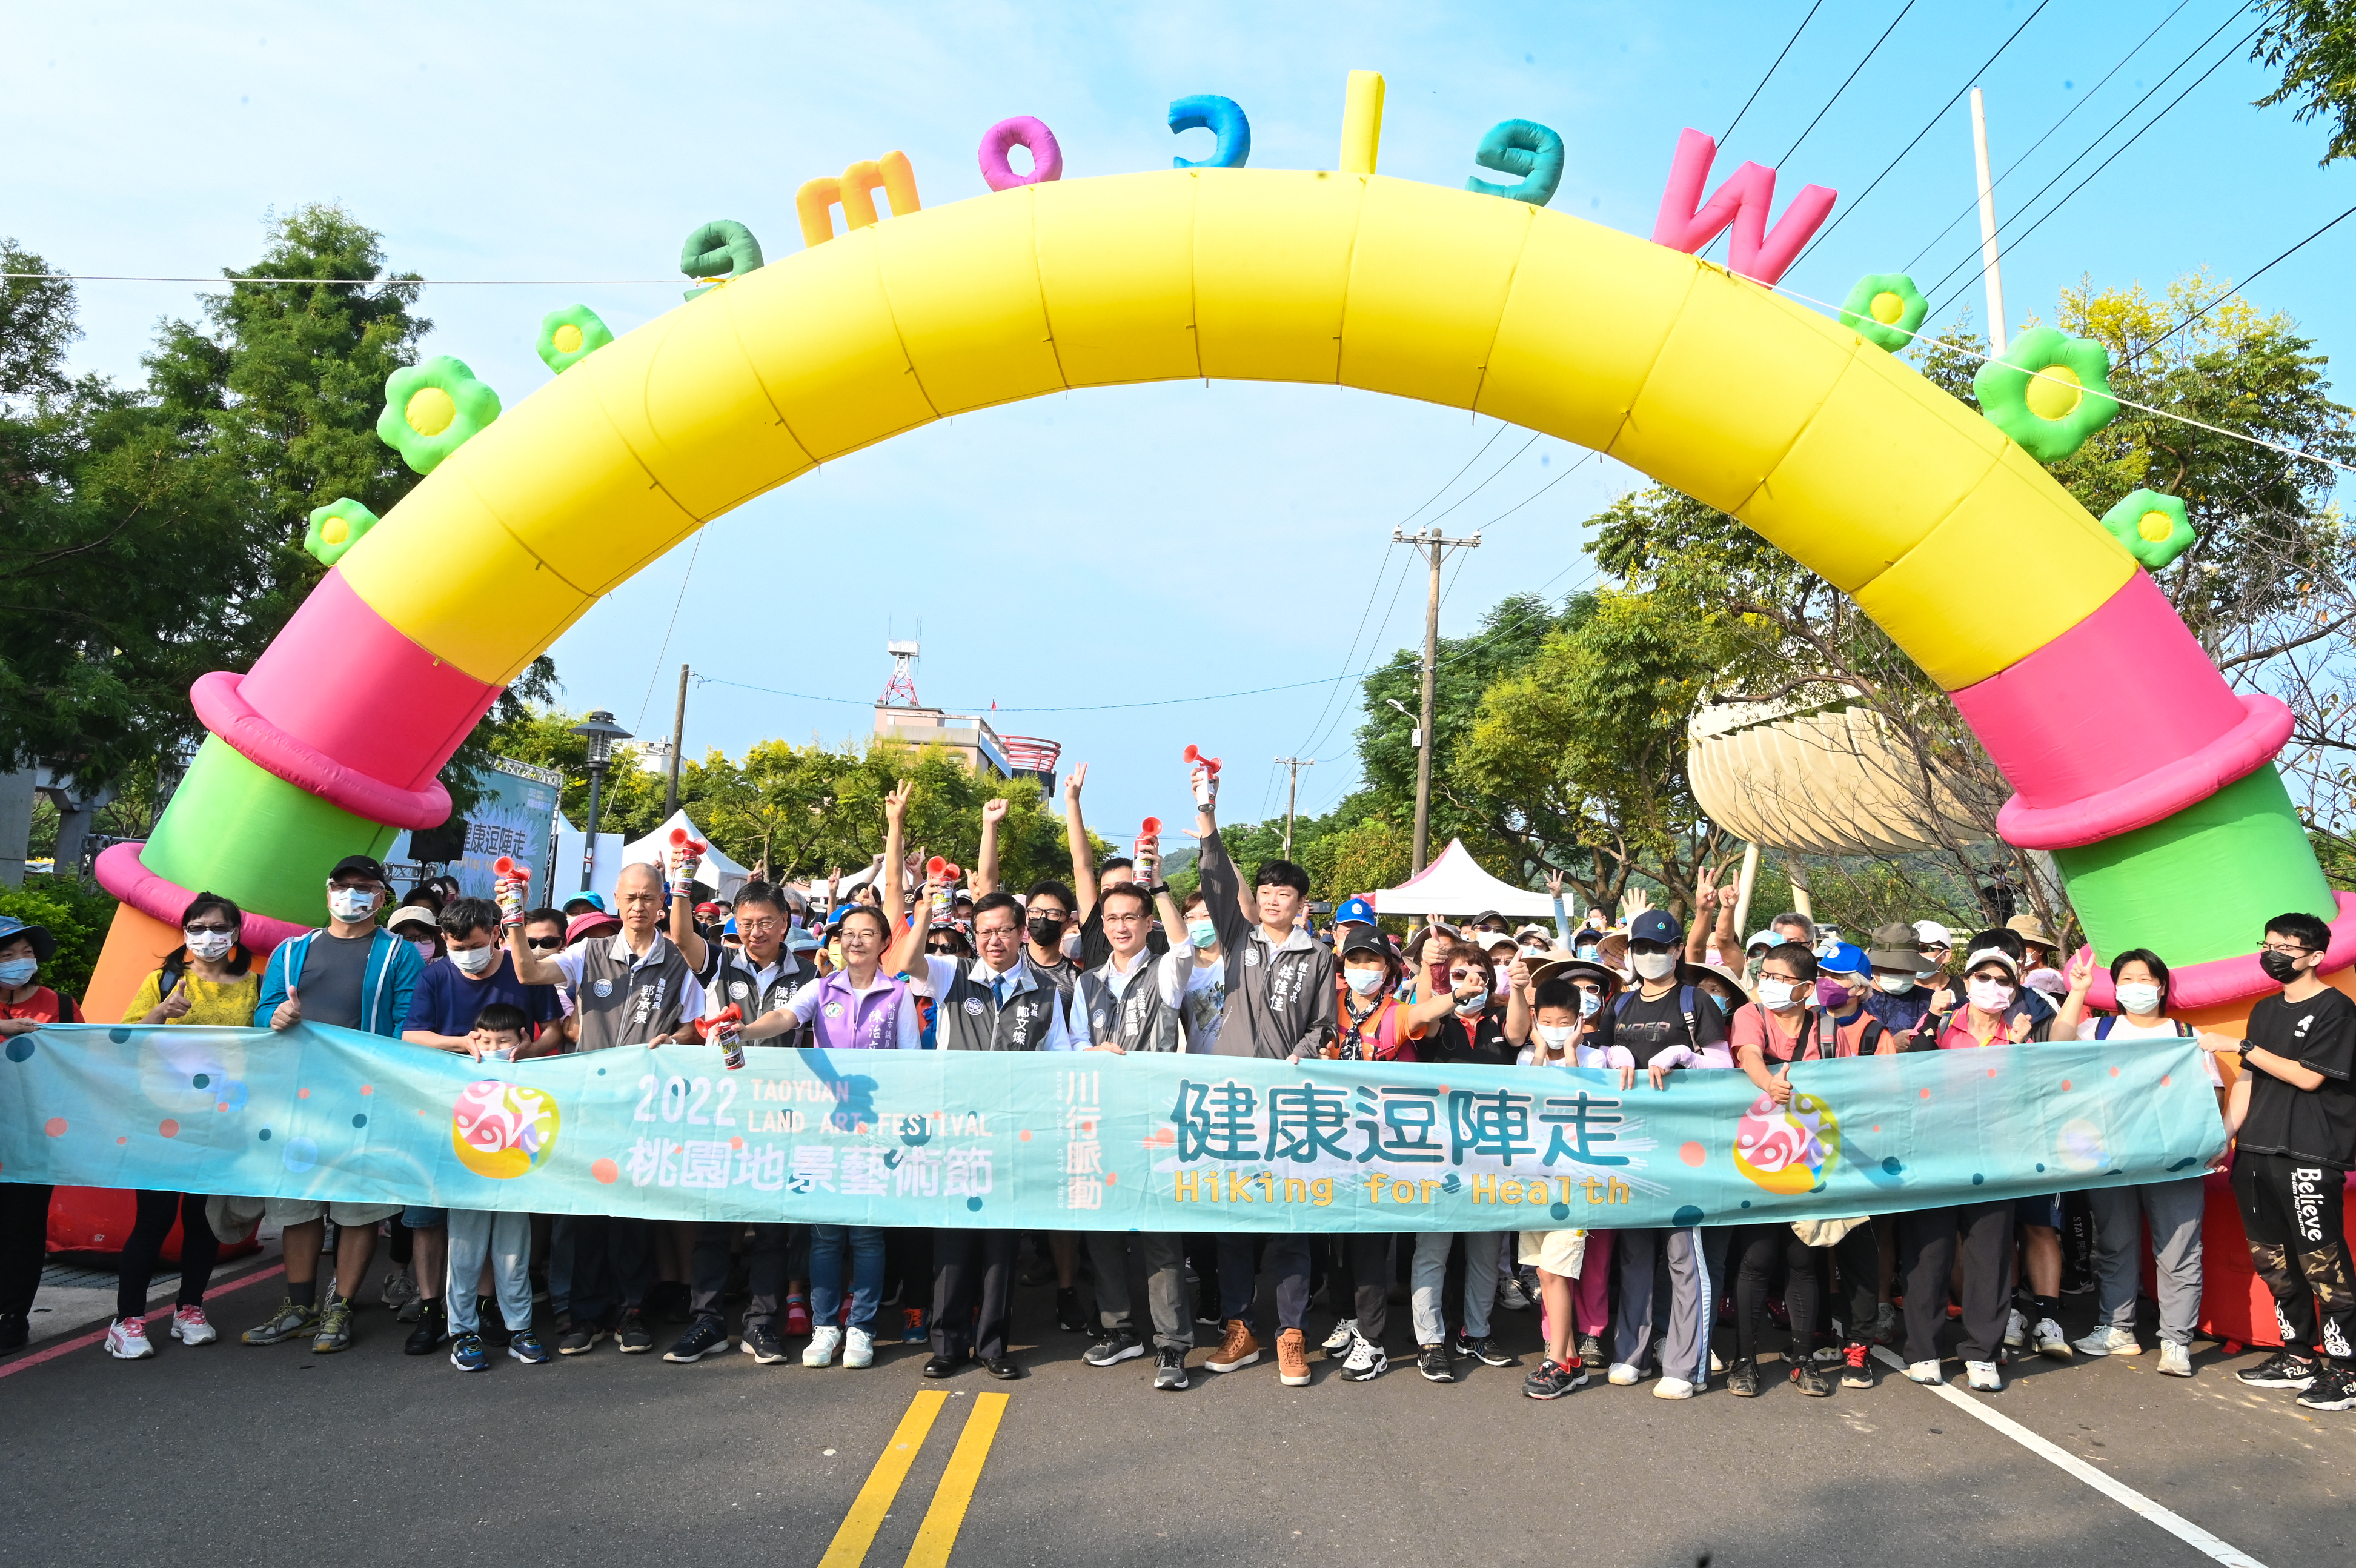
(2254, 1), (2356, 164)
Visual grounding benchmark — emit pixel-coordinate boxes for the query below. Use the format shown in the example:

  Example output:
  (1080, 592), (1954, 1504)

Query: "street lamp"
(572, 709), (632, 891)
(1382, 696), (1422, 751)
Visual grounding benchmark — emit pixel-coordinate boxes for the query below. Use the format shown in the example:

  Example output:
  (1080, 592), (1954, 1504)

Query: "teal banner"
(0, 1025), (2225, 1231)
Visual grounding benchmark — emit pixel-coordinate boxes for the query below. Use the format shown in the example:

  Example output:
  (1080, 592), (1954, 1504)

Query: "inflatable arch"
(88, 160), (2349, 1022)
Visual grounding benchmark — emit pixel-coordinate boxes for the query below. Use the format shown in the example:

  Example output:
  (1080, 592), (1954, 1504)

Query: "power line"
(2119, 201), (2356, 370)
(1721, 0), (1827, 144)
(0, 271), (681, 287)
(1775, 0), (1919, 167)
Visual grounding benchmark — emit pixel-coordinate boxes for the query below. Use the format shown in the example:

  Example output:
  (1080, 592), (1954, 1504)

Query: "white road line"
(1872, 1349), (2267, 1568)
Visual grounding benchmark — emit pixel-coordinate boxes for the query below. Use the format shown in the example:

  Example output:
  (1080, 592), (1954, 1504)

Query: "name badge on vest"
(593, 978), (614, 997)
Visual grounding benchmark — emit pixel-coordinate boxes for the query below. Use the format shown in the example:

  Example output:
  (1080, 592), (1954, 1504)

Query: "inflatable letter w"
(1650, 128), (1836, 286)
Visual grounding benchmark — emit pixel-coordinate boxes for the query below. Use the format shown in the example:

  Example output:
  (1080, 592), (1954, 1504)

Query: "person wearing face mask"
(1863, 924), (1933, 1032)
(1954, 928), (2072, 1359)
(386, 902), (442, 965)
(1175, 888), (1228, 1054)
(0, 915), (84, 1352)
(1012, 874), (1089, 1332)
(2051, 946), (2212, 1377)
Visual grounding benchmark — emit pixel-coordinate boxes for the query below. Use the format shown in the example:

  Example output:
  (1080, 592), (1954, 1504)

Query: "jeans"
(1411, 1231), (1504, 1344)
(446, 1209), (533, 1334)
(1217, 1233), (1311, 1332)
(1897, 1201), (2015, 1366)
(0, 1183), (52, 1320)
(116, 1191), (220, 1321)
(2088, 1178), (2205, 1346)
(811, 1225), (886, 1331)
(1085, 1232), (1190, 1350)
(690, 1222), (789, 1330)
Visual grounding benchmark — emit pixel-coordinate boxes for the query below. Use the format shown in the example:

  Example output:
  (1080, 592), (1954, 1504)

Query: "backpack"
(1615, 984), (1701, 1051)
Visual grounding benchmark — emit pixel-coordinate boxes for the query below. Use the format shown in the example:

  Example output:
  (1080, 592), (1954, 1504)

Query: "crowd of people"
(0, 755), (2349, 1415)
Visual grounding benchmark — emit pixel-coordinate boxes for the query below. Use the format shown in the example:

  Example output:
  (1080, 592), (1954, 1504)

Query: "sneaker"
(1154, 1344), (1189, 1390)
(2238, 1350), (2317, 1389)
(104, 1317), (155, 1360)
(2074, 1325), (2141, 1358)
(1416, 1344), (1455, 1383)
(379, 1267), (418, 1313)
(170, 1305), (216, 1346)
(2294, 1364), (2356, 1412)
(2033, 1317), (2072, 1359)
(1872, 1303), (1900, 1346)
(241, 1297), (319, 1346)
(1205, 1319), (1260, 1373)
(901, 1307), (927, 1345)
(2003, 1308), (2026, 1350)
(1085, 1330), (1144, 1367)
(1448, 1327), (1474, 1361)
(1523, 1358), (1585, 1399)
(1727, 1357), (1760, 1397)
(2157, 1341), (2194, 1378)
(1965, 1359), (2002, 1392)
(1321, 1318), (1358, 1355)
(450, 1331), (488, 1372)
(1193, 1300), (1222, 1327)
(664, 1317), (731, 1363)
(1463, 1335), (1514, 1367)
(1607, 1361), (1645, 1386)
(615, 1309), (654, 1354)
(557, 1321), (602, 1355)
(1710, 1350), (1725, 1375)
(1576, 1333), (1605, 1366)
(508, 1329), (551, 1364)
(1340, 1331), (1388, 1382)
(1790, 1360), (1834, 1397)
(476, 1297), (509, 1346)
(1841, 1343), (1875, 1389)
(311, 1298), (355, 1354)
(403, 1300), (447, 1356)
(1653, 1375), (1696, 1400)
(1276, 1328), (1311, 1386)
(1904, 1358), (1942, 1385)
(739, 1321), (786, 1363)
(803, 1325), (844, 1368)
(785, 1296), (812, 1337)
(1495, 1275), (1533, 1312)
(845, 1326), (876, 1369)
(1056, 1287), (1089, 1334)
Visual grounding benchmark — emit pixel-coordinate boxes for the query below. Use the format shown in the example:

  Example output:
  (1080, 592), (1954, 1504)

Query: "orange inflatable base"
(45, 1187), (262, 1266)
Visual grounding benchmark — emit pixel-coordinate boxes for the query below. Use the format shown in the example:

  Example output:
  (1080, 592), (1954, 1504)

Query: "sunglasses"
(526, 936), (563, 951)
(184, 923), (236, 936)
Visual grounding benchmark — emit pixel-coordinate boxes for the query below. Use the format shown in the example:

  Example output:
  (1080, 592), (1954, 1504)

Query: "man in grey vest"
(505, 860), (702, 1355)
(912, 890), (1071, 1378)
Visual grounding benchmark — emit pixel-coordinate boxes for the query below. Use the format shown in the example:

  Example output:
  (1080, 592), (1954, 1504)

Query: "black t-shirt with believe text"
(2238, 985), (2356, 1171)
(1600, 985), (1728, 1068)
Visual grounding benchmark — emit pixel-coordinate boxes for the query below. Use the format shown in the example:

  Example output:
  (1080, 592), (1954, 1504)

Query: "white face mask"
(1455, 989), (1490, 1016)
(1187, 920), (1218, 949)
(1579, 991), (1602, 1018)
(1536, 1023), (1575, 1049)
(1875, 974), (1914, 994)
(327, 886), (377, 922)
(450, 944), (500, 975)
(1631, 950), (1677, 981)
(2115, 982), (2163, 1016)
(184, 930), (236, 961)
(1757, 978), (1799, 1009)
(1344, 966), (1385, 995)
(1966, 977), (2015, 1012)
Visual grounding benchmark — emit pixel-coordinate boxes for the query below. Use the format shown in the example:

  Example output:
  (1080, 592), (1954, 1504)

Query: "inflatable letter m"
(1650, 128), (1836, 287)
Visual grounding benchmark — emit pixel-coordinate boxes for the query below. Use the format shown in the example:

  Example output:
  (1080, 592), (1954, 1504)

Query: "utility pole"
(1390, 525), (1481, 872)
(1969, 87), (2006, 354)
(664, 665), (689, 817)
(1273, 756), (1315, 857)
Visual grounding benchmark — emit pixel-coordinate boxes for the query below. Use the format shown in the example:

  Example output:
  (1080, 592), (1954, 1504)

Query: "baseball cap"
(1819, 941), (1869, 977)
(329, 854), (389, 885)
(1332, 895), (1378, 928)
(563, 891), (609, 915)
(1628, 909), (1683, 946)
(694, 902), (722, 920)
(0, 914), (57, 965)
(1913, 920), (1953, 948)
(786, 928), (822, 954)
(1745, 929), (1780, 954)
(1339, 927), (1390, 961)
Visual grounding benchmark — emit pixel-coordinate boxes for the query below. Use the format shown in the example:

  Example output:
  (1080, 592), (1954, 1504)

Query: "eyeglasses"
(2261, 940), (2315, 956)
(1448, 967), (1483, 982)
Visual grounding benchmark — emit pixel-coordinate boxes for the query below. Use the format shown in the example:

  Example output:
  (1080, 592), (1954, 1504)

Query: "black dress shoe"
(922, 1354), (961, 1378)
(402, 1300), (447, 1356)
(984, 1355), (1022, 1380)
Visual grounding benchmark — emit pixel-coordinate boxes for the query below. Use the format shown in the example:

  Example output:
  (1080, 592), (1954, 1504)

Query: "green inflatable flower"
(1972, 327), (2119, 462)
(537, 305), (614, 375)
(1838, 273), (1928, 353)
(377, 356), (501, 475)
(2099, 488), (2195, 571)
(304, 498), (379, 567)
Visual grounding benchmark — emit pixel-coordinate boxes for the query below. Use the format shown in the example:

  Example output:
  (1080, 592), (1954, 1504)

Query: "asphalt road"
(3, 1240), (2350, 1568)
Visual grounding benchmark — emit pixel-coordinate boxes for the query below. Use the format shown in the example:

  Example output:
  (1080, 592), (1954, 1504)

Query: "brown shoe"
(1277, 1328), (1311, 1386)
(1204, 1318), (1261, 1372)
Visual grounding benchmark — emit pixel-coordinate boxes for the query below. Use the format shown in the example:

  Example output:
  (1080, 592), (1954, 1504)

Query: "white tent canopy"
(1371, 838), (1555, 919)
(620, 810), (752, 901)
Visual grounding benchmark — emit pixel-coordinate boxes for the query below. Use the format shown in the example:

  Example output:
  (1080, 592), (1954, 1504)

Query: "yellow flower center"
(406, 385), (458, 437)
(552, 323), (584, 355)
(321, 517), (349, 545)
(2023, 363), (2084, 420)
(1870, 291), (1905, 325)
(2139, 510), (2175, 543)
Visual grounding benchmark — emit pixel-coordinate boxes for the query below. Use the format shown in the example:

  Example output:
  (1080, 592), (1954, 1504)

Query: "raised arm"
(1063, 764), (1099, 919)
(1684, 861), (1720, 964)
(1546, 871), (1573, 948)
(1191, 771), (1250, 957)
(975, 797), (1006, 897)
(2053, 946), (2096, 1038)
(668, 844), (709, 974)
(881, 779), (912, 934)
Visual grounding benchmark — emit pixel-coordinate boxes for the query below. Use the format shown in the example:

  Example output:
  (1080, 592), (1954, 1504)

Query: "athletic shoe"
(477, 1298), (509, 1346)
(1790, 1360), (1834, 1397)
(742, 1322), (788, 1364)
(2157, 1341), (2194, 1379)
(803, 1326), (844, 1368)
(1903, 1358), (1942, 1384)
(615, 1309), (654, 1354)
(1965, 1359), (2002, 1392)
(104, 1317), (155, 1360)
(1841, 1343), (1875, 1389)
(901, 1308), (927, 1344)
(1710, 1350), (1725, 1375)
(2074, 1325), (2141, 1358)
(1448, 1327), (1474, 1361)
(785, 1296), (812, 1336)
(1056, 1287), (1089, 1334)
(1276, 1329), (1311, 1387)
(1154, 1344), (1189, 1390)
(450, 1332), (488, 1372)
(1495, 1275), (1533, 1312)
(379, 1267), (418, 1313)
(1463, 1335), (1514, 1367)
(241, 1298), (319, 1346)
(2003, 1308), (2027, 1350)
(2033, 1317), (2072, 1359)
(403, 1300), (447, 1356)
(845, 1327), (876, 1369)
(1727, 1357), (1760, 1397)
(170, 1306), (216, 1346)
(1193, 1301), (1222, 1327)
(664, 1317), (730, 1363)
(1653, 1375), (1696, 1400)
(1607, 1361), (1645, 1386)
(508, 1330), (551, 1365)
(311, 1298), (355, 1354)
(2294, 1365), (2355, 1412)
(2237, 1350), (2317, 1389)
(557, 1321), (602, 1355)
(1205, 1319), (1259, 1373)
(1321, 1318), (1358, 1355)
(1084, 1330), (1144, 1367)
(1576, 1333), (1606, 1366)
(1872, 1303), (1900, 1346)
(1340, 1331), (1388, 1382)
(1523, 1358), (1585, 1399)
(1416, 1344), (1455, 1383)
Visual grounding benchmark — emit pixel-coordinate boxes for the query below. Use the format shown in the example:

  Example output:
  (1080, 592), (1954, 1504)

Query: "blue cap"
(562, 891), (608, 914)
(1820, 941), (1869, 976)
(786, 929), (821, 953)
(1333, 895), (1377, 927)
(1628, 909), (1682, 945)
(0, 914), (55, 965)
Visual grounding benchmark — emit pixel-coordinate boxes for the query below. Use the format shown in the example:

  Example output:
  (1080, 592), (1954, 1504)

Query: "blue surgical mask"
(1578, 991), (1602, 1018)
(1708, 990), (1733, 1014)
(1187, 920), (1217, 948)
(0, 958), (36, 988)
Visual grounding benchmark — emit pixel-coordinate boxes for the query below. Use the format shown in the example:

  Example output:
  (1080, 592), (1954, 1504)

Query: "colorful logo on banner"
(451, 1081), (562, 1179)
(1733, 1090), (1842, 1195)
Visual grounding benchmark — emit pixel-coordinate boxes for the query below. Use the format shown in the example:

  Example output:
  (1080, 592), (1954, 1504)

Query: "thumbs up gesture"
(271, 983), (303, 1032)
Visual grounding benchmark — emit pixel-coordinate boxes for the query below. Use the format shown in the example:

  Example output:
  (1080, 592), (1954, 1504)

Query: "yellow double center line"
(818, 1390), (1010, 1568)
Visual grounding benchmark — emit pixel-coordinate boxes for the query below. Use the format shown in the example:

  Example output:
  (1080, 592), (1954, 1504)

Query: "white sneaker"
(1321, 1318), (1358, 1355)
(104, 1317), (155, 1360)
(2003, 1308), (2026, 1349)
(1966, 1359), (2003, 1392)
(1607, 1361), (1644, 1386)
(379, 1266), (418, 1311)
(2157, 1341), (2194, 1378)
(1904, 1359), (1943, 1384)
(1340, 1331), (1388, 1382)
(170, 1305), (217, 1346)
(1653, 1375), (1696, 1400)
(2074, 1325), (2140, 1358)
(802, 1325), (843, 1368)
(1709, 1350), (1725, 1375)
(843, 1327), (875, 1369)
(2033, 1317), (2072, 1359)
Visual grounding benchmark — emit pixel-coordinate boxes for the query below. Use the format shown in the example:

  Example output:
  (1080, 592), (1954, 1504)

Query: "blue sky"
(9, 1), (2347, 849)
